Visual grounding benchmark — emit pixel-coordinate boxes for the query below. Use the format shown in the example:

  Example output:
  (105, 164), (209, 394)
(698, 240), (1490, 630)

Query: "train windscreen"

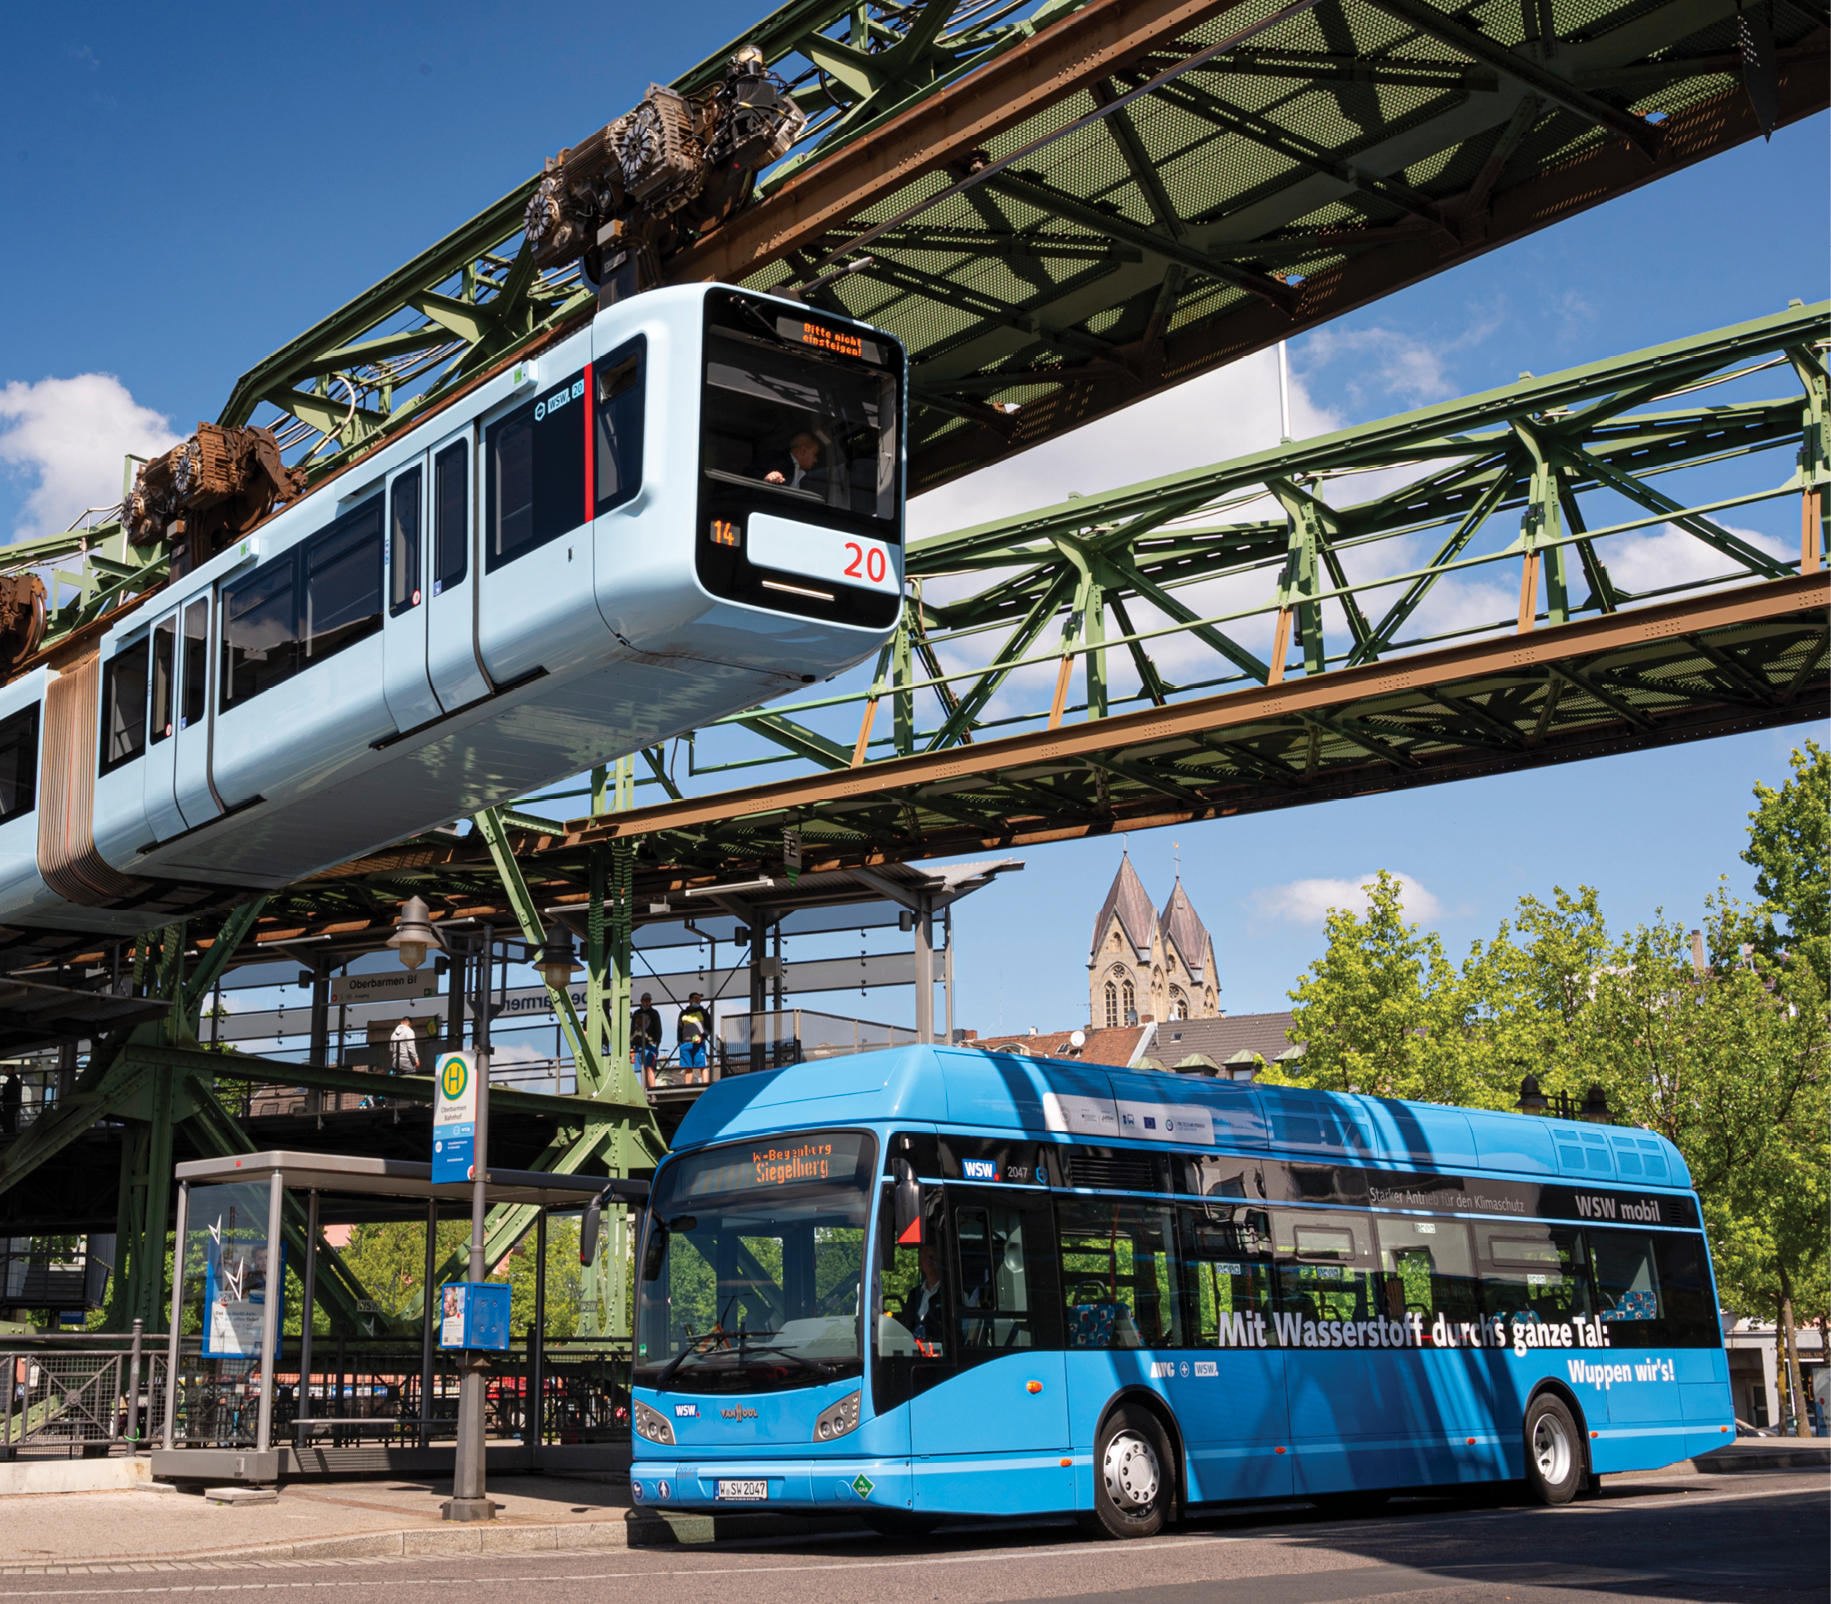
(701, 299), (899, 533)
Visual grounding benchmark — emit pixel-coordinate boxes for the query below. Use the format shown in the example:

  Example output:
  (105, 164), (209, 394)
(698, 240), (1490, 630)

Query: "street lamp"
(1516, 1074), (1549, 1115)
(389, 897), (441, 971)
(1580, 1084), (1612, 1124)
(537, 921), (579, 991)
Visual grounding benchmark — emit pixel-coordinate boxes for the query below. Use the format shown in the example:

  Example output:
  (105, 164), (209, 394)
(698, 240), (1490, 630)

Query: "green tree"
(1741, 739), (1829, 986)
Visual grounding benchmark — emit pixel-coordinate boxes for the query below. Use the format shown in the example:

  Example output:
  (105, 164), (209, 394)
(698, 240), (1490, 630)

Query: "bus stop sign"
(432, 1050), (478, 1184)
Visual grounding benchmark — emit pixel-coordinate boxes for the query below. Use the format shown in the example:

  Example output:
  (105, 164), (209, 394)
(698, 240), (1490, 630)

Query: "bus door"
(904, 1186), (1070, 1515)
(171, 593), (222, 829)
(140, 608), (185, 840)
(423, 427), (489, 712)
(382, 457), (441, 733)
(1176, 1200), (1293, 1502)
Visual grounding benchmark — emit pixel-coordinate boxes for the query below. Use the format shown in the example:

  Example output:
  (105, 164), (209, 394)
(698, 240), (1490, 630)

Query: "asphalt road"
(1, 1471), (1821, 1604)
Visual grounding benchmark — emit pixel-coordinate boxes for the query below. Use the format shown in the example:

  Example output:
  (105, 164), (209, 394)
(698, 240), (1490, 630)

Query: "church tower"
(1087, 854), (1219, 1027)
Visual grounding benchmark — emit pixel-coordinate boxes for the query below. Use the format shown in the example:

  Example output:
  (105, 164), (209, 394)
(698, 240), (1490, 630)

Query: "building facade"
(1087, 855), (1219, 1027)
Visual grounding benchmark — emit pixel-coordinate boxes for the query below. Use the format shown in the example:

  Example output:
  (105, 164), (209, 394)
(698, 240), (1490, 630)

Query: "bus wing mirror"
(892, 1159), (920, 1244)
(579, 1201), (601, 1266)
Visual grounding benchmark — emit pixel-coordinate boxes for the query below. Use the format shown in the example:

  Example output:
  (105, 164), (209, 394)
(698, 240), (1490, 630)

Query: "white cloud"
(0, 373), (180, 542)
(909, 347), (1340, 539)
(1604, 521), (1791, 592)
(1299, 305), (1505, 411)
(1251, 870), (1442, 926)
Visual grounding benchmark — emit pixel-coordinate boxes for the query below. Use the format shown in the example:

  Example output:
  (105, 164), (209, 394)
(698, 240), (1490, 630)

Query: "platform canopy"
(173, 1150), (618, 1209)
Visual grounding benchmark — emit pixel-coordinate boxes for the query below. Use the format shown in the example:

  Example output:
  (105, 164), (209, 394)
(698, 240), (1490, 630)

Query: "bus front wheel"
(1086, 1405), (1174, 1539)
(1523, 1394), (1583, 1505)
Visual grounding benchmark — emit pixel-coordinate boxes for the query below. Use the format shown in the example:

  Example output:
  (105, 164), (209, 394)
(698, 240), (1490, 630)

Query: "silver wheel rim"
(1103, 1429), (1161, 1512)
(1532, 1412), (1572, 1485)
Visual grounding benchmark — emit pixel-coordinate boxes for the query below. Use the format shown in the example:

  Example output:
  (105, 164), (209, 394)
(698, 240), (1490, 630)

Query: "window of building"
(1104, 981), (1119, 1029)
(0, 704), (38, 820)
(99, 640), (150, 774)
(1122, 977), (1136, 1024)
(486, 367), (588, 572)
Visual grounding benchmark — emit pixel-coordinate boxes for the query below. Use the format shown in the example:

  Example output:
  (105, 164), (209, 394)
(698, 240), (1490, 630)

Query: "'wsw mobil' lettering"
(1573, 1193), (1663, 1223)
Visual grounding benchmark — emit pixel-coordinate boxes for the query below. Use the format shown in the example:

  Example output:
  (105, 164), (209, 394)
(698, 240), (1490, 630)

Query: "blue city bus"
(621, 1046), (1733, 1538)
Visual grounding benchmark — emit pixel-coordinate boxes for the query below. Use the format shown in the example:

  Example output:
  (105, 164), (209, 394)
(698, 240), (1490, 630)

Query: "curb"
(1688, 1445), (1831, 1473)
(625, 1508), (869, 1548)
(0, 1518), (631, 1575)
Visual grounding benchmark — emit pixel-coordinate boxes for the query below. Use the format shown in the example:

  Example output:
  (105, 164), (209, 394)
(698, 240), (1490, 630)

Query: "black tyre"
(1310, 1489), (1391, 1518)
(1522, 1393), (1584, 1505)
(1088, 1404), (1174, 1539)
(861, 1508), (942, 1538)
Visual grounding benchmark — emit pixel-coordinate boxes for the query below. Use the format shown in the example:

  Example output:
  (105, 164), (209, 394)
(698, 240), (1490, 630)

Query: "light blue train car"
(0, 285), (903, 944)
(624, 1046), (1733, 1538)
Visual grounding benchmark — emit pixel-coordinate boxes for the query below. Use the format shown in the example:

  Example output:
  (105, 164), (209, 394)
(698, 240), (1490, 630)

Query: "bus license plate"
(716, 1480), (768, 1502)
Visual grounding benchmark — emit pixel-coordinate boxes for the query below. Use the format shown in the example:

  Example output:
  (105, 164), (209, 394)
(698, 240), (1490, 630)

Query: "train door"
(172, 593), (221, 828)
(382, 459), (441, 732)
(423, 426), (489, 711)
(141, 608), (185, 840)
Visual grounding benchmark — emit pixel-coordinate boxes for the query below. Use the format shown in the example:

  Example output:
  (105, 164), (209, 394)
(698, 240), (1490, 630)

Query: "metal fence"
(717, 1009), (918, 1076)
(1, 1324), (164, 1458)
(164, 1334), (629, 1450)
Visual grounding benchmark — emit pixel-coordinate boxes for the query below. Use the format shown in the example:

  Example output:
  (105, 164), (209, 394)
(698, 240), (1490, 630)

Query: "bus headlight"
(812, 1391), (861, 1442)
(634, 1399), (676, 1445)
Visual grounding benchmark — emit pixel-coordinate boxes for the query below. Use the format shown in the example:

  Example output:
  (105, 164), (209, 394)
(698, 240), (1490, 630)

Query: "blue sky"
(0, 6), (1824, 1034)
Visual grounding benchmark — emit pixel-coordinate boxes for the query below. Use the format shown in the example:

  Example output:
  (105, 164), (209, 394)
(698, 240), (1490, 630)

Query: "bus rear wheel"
(1087, 1405), (1173, 1539)
(1523, 1394), (1583, 1505)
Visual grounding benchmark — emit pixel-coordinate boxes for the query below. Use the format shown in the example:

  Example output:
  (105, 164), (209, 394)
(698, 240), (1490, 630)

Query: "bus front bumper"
(629, 1457), (915, 1514)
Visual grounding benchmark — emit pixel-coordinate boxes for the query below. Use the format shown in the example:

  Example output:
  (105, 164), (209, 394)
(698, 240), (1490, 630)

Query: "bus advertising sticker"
(851, 1473), (875, 1499)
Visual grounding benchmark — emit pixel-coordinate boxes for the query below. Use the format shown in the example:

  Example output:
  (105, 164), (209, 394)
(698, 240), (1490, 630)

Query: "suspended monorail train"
(0, 285), (905, 950)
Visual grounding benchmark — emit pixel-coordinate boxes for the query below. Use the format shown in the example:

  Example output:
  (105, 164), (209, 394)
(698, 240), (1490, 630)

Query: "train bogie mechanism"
(524, 47), (804, 295)
(124, 422), (308, 576)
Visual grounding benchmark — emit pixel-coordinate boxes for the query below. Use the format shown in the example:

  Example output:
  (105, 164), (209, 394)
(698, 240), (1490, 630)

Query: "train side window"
(485, 369), (588, 573)
(221, 556), (300, 708)
(181, 599), (208, 727)
(0, 704), (38, 820)
(149, 617), (176, 746)
(100, 641), (150, 773)
(389, 468), (422, 615)
(306, 501), (383, 663)
(433, 441), (467, 592)
(594, 339), (645, 516)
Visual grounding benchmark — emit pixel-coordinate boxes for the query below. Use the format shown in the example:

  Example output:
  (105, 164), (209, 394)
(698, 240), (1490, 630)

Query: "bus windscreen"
(635, 1131), (875, 1394)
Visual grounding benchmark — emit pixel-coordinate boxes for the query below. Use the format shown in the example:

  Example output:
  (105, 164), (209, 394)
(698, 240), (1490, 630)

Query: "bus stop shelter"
(152, 1151), (611, 1484)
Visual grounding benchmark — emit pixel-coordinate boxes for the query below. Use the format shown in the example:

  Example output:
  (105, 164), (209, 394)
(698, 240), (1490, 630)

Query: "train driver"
(762, 432), (827, 493)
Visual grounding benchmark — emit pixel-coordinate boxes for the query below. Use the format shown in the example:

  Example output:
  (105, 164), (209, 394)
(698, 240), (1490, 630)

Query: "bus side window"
(1058, 1198), (1185, 1350)
(595, 341), (645, 516)
(1588, 1228), (1664, 1326)
(1651, 1232), (1720, 1347)
(1375, 1215), (1480, 1327)
(99, 640), (150, 774)
(1180, 1203), (1272, 1348)
(874, 1185), (949, 1413)
(1476, 1221), (1595, 1325)
(952, 1199), (1057, 1361)
(1273, 1211), (1383, 1326)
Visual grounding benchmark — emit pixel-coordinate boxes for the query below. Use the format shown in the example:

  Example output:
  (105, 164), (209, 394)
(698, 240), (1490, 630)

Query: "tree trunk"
(1778, 1266), (1809, 1439)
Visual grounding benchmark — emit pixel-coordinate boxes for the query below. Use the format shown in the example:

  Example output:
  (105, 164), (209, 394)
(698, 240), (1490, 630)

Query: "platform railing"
(0, 1321), (162, 1459)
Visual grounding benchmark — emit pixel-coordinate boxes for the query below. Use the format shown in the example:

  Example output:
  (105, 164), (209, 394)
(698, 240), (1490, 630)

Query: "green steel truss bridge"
(0, 0), (1823, 1339)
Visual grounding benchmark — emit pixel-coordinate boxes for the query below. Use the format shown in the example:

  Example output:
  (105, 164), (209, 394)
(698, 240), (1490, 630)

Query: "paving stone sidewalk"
(0, 1475), (632, 1574)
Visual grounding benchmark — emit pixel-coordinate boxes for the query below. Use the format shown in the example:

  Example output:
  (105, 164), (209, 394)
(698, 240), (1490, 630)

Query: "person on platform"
(631, 993), (663, 1088)
(389, 1017), (421, 1074)
(676, 992), (712, 1083)
(761, 432), (826, 494)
